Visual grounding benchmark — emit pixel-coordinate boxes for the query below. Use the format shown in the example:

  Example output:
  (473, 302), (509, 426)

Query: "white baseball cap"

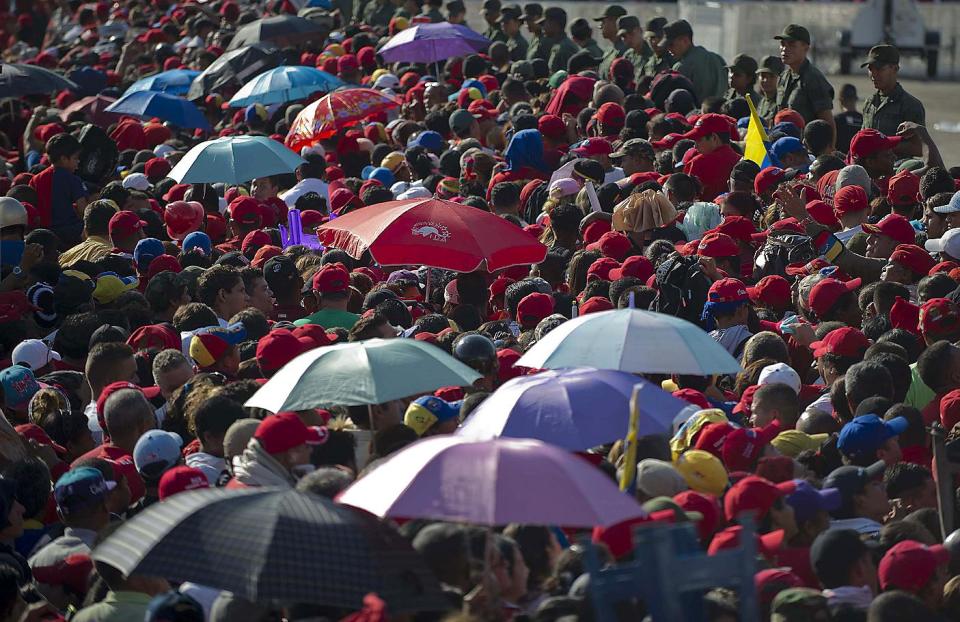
(11, 339), (61, 371)
(925, 227), (960, 260)
(757, 362), (801, 394)
(122, 173), (152, 191)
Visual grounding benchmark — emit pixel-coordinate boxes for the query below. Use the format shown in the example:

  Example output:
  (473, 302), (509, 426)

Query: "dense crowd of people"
(0, 0), (960, 620)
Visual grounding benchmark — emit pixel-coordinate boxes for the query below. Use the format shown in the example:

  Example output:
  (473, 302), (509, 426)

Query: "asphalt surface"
(827, 73), (960, 166)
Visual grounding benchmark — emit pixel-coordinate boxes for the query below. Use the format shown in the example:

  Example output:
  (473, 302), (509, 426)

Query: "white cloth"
(828, 517), (882, 536)
(280, 178), (330, 208)
(84, 401), (103, 445)
(603, 167), (625, 185)
(822, 585), (874, 611)
(186, 452), (229, 486)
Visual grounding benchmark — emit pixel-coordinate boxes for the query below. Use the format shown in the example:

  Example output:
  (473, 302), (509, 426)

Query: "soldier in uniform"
(570, 18), (603, 61)
(861, 44), (926, 137)
(482, 0), (507, 44)
(724, 54), (760, 106)
(595, 5), (627, 80)
(361, 0), (394, 30)
(447, 0), (468, 27)
(775, 24), (835, 133)
(756, 55), (784, 125)
(498, 4), (528, 62)
(421, 0), (445, 23)
(536, 7), (579, 73)
(640, 17), (673, 79)
(661, 19), (727, 102)
(524, 3), (548, 61)
(617, 16), (652, 86)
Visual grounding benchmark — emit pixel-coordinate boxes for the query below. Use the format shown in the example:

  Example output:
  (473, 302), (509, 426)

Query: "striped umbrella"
(285, 88), (400, 151)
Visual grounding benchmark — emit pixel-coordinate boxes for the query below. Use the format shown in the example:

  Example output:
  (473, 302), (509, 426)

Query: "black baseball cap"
(861, 44), (900, 68)
(757, 55), (785, 75)
(774, 24), (811, 45)
(522, 2), (542, 17)
(730, 159), (761, 183)
(726, 54), (758, 75)
(497, 4), (521, 22)
(810, 529), (872, 589)
(617, 15), (640, 36)
(644, 17), (667, 37)
(662, 19), (693, 42)
(263, 255), (299, 291)
(446, 0), (465, 12)
(536, 6), (566, 25)
(822, 460), (885, 519)
(481, 0), (501, 12)
(594, 5), (626, 21)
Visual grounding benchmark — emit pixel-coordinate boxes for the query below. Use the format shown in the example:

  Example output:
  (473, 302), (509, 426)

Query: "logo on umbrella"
(411, 222), (451, 243)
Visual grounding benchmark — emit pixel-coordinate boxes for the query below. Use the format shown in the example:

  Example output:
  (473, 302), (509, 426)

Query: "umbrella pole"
(367, 404), (378, 459)
(425, 269), (432, 307)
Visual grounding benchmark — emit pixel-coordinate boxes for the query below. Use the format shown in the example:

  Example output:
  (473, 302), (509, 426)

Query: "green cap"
(771, 588), (829, 622)
(616, 15), (640, 36)
(547, 70), (568, 89)
(497, 4), (521, 22)
(644, 17), (668, 37)
(641, 496), (703, 522)
(757, 54), (785, 75)
(774, 24), (811, 45)
(594, 5), (626, 21)
(861, 44), (900, 68)
(662, 19), (693, 42)
(726, 53), (759, 75)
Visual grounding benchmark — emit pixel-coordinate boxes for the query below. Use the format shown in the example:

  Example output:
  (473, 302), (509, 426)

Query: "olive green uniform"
(361, 0), (394, 29)
(484, 25), (508, 44)
(580, 38), (604, 60)
(507, 32), (529, 62)
(598, 40), (626, 79)
(526, 33), (549, 61)
(776, 58), (834, 123)
(546, 34), (580, 73)
(672, 44), (728, 102)
(861, 83), (926, 137)
(756, 92), (779, 125)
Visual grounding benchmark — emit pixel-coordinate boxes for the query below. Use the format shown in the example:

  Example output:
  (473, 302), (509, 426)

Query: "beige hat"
(612, 189), (677, 234)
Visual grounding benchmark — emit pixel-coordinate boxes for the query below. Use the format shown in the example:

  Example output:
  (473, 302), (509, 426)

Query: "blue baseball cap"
(133, 430), (184, 479)
(133, 238), (165, 272)
(407, 130), (444, 153)
(182, 231), (212, 256)
(0, 366), (40, 411)
(837, 414), (908, 458)
(771, 121), (801, 139)
(368, 167), (395, 188)
(770, 137), (805, 165)
(785, 479), (841, 524)
(54, 467), (115, 515)
(403, 396), (461, 436)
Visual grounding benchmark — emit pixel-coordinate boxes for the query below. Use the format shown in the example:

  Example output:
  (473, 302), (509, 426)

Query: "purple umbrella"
(337, 437), (647, 527)
(378, 23), (491, 64)
(455, 368), (690, 450)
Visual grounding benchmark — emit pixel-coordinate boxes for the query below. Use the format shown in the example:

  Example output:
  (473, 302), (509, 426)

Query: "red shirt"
(684, 144), (741, 202)
(29, 166), (54, 227)
(73, 444), (145, 505)
(922, 392), (947, 426)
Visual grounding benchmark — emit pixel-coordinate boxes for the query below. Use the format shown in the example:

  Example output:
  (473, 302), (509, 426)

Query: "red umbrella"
(60, 95), (121, 127)
(316, 198), (548, 271)
(285, 88), (400, 152)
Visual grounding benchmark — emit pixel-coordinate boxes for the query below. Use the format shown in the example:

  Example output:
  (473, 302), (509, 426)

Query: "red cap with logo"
(810, 326), (871, 358)
(808, 277), (862, 317)
(609, 255), (653, 282)
(833, 184), (869, 215)
(862, 213), (916, 245)
(681, 113), (731, 141)
(754, 167), (786, 196)
(697, 232), (739, 259)
(887, 170), (921, 206)
(312, 263), (351, 294)
(746, 275), (790, 308)
(849, 128), (902, 161)
(723, 474), (796, 522)
(707, 278), (749, 304)
(919, 298), (960, 339)
(878, 540), (950, 593)
(721, 421), (782, 473)
(158, 466), (210, 500)
(254, 412), (327, 455)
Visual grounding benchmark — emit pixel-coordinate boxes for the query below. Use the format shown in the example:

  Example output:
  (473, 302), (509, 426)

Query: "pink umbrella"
(336, 437), (646, 527)
(60, 95), (120, 126)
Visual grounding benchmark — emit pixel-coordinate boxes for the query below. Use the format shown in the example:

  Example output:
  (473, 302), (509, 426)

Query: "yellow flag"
(744, 94), (771, 168)
(619, 385), (641, 492)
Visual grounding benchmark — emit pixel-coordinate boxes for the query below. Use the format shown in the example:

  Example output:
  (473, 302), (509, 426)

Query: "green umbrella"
(244, 338), (481, 412)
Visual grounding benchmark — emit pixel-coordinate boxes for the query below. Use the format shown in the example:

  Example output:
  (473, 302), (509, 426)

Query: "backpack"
(651, 251), (713, 326)
(753, 231), (817, 280)
(77, 123), (118, 185)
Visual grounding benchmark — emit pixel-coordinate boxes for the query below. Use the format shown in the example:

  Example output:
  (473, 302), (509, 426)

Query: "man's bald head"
(797, 408), (840, 435)
(104, 389), (154, 442)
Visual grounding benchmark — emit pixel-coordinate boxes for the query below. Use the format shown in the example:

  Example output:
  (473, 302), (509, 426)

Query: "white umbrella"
(167, 135), (305, 185)
(516, 308), (742, 375)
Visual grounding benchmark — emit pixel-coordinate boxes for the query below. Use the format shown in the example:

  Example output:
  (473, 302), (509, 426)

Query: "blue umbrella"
(125, 69), (201, 96)
(167, 135), (305, 184)
(456, 368), (691, 450)
(228, 65), (344, 108)
(378, 23), (490, 64)
(105, 91), (211, 130)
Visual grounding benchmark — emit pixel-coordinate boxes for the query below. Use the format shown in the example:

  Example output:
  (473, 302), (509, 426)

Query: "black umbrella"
(227, 15), (325, 51)
(186, 43), (283, 101)
(0, 64), (78, 98)
(91, 487), (447, 612)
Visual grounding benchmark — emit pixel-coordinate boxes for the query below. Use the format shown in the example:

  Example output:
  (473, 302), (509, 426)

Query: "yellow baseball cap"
(771, 430), (829, 458)
(674, 449), (728, 496)
(669, 408), (728, 461)
(380, 151), (405, 172)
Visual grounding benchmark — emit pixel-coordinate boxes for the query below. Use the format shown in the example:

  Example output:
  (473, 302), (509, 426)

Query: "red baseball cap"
(714, 216), (756, 244)
(144, 157), (171, 180)
(681, 113), (730, 141)
(697, 232), (739, 259)
(694, 422), (736, 459)
(746, 275), (791, 309)
(721, 421), (782, 473)
(582, 219), (612, 245)
(312, 264), (351, 294)
(733, 384), (760, 416)
(878, 540), (950, 593)
(785, 258), (831, 278)
(573, 138), (613, 157)
(292, 324), (339, 348)
(337, 54), (359, 73)
(229, 197), (263, 226)
(96, 381), (143, 438)
(890, 244), (936, 276)
(707, 277), (749, 304)
(708, 525), (785, 558)
(941, 389), (960, 429)
(468, 99), (497, 120)
(587, 231), (632, 261)
(806, 200), (841, 229)
(810, 326), (870, 358)
(517, 292), (554, 329)
(537, 115), (566, 140)
(252, 245), (283, 269)
(887, 170), (921, 206)
(723, 474), (796, 522)
(673, 388), (710, 410)
(674, 490), (722, 544)
(774, 109), (805, 130)
(489, 275), (515, 298)
(930, 261), (959, 276)
(158, 465), (209, 500)
(16, 423), (65, 455)
(919, 298), (960, 339)
(579, 296), (614, 315)
(833, 184), (869, 215)
(595, 102), (626, 128)
(241, 230), (271, 255)
(861, 213), (916, 245)
(650, 133), (682, 150)
(31, 553), (93, 596)
(754, 167), (786, 196)
(609, 255), (653, 282)
(254, 412), (327, 455)
(256, 329), (307, 375)
(808, 277), (862, 317)
(587, 257), (620, 282)
(849, 128), (902, 161)
(108, 210), (145, 238)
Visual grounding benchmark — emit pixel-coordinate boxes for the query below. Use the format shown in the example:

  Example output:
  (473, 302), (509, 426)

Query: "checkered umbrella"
(91, 487), (446, 612)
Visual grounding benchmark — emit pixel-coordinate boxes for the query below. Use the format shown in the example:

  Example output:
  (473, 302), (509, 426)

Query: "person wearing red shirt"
(681, 113), (742, 201)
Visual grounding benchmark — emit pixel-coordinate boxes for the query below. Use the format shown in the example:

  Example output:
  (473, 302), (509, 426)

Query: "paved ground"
(827, 73), (960, 166)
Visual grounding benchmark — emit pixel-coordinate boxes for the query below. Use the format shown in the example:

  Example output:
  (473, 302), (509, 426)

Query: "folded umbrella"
(317, 197), (547, 271)
(60, 95), (119, 127)
(125, 69), (201, 97)
(378, 23), (491, 64)
(229, 65), (344, 108)
(516, 308), (743, 375)
(168, 135), (305, 185)
(105, 91), (211, 130)
(244, 338), (481, 412)
(0, 63), (78, 97)
(228, 15), (326, 51)
(92, 487), (446, 611)
(338, 436), (647, 527)
(187, 44), (283, 101)
(456, 368), (690, 449)
(285, 88), (400, 151)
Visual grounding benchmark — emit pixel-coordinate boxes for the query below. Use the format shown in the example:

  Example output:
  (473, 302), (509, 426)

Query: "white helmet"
(0, 197), (27, 230)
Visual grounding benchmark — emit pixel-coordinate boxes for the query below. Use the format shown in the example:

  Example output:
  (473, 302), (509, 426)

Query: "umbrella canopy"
(455, 368), (690, 450)
(168, 135), (305, 185)
(338, 437), (647, 527)
(229, 65), (344, 108)
(286, 88), (400, 151)
(244, 338), (481, 412)
(125, 69), (201, 96)
(378, 23), (491, 64)
(0, 63), (78, 98)
(187, 44), (283, 101)
(228, 15), (325, 51)
(105, 91), (211, 130)
(92, 487), (446, 611)
(317, 198), (548, 271)
(59, 95), (119, 126)
(516, 308), (743, 375)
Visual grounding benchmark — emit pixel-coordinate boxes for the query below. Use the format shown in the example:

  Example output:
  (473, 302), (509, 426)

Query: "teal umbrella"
(125, 69), (201, 96)
(244, 338), (482, 412)
(516, 308), (743, 375)
(167, 135), (305, 184)
(228, 66), (344, 107)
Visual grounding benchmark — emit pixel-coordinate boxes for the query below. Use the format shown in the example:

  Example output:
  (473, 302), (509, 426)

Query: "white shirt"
(84, 401), (103, 445)
(603, 167), (625, 185)
(280, 178), (330, 208)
